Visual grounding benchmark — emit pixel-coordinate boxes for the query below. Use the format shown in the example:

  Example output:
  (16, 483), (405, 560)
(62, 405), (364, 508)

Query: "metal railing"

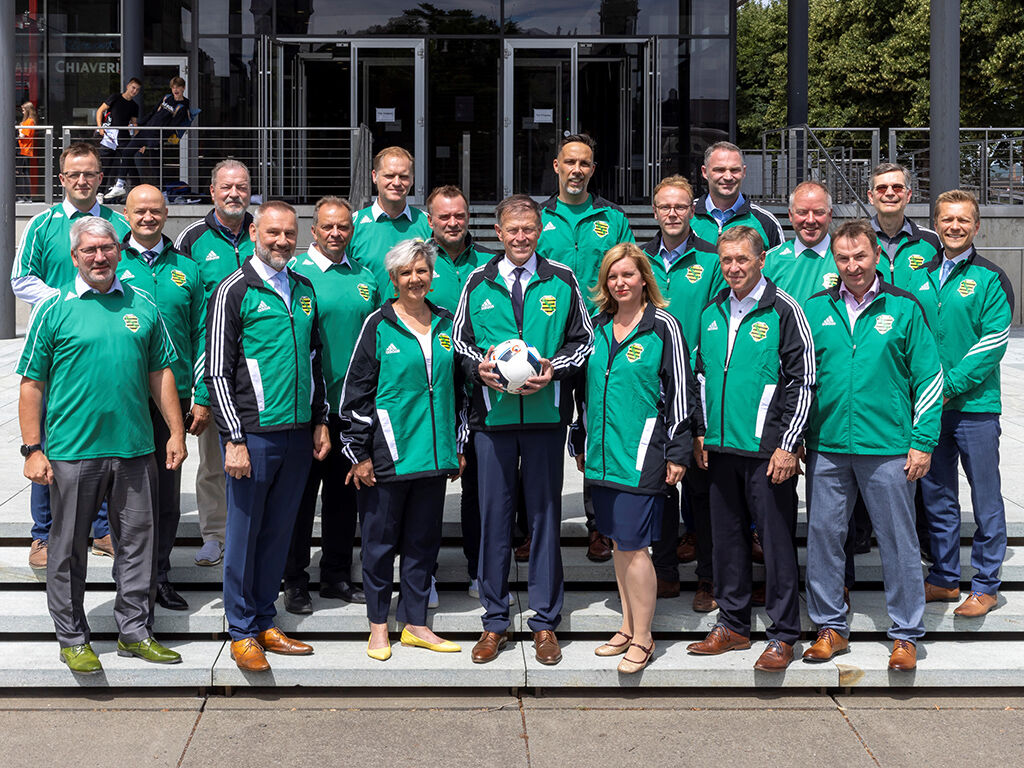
(55, 124), (373, 207)
(13, 125), (56, 204)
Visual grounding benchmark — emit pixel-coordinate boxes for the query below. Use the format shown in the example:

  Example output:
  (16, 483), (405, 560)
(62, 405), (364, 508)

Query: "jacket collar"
(593, 299), (659, 334)
(120, 232), (177, 259)
(379, 297), (453, 326)
(205, 209), (253, 245)
(539, 192), (620, 216)
(694, 193), (752, 220)
(710, 275), (778, 311)
(480, 251), (557, 285)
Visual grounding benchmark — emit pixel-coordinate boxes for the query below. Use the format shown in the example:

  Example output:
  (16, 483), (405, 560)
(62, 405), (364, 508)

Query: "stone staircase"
(1, 337), (1023, 692)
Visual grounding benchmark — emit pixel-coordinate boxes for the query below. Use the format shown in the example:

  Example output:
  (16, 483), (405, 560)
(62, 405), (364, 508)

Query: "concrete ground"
(1, 689), (1021, 768)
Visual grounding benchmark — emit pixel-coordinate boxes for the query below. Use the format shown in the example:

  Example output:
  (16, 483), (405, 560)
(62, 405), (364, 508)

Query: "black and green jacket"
(694, 278), (816, 457)
(205, 260), (328, 442)
(175, 209), (255, 299)
(804, 278), (943, 455)
(453, 253), (594, 431)
(569, 303), (693, 494)
(427, 234), (497, 313)
(339, 300), (467, 481)
(690, 194), (784, 250)
(871, 215), (941, 291)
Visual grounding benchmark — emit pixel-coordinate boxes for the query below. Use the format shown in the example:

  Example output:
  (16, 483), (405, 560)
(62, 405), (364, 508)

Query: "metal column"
(1, 0), (16, 338)
(930, 0), (961, 210)
(787, 0), (809, 185)
(121, 2), (144, 88)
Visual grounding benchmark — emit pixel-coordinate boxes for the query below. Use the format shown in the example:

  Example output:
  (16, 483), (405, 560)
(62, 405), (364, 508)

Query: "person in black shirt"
(95, 77), (142, 202)
(125, 77), (193, 191)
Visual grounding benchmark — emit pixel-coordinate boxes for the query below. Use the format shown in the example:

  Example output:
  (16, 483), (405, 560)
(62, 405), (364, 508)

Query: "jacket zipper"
(719, 304), (733, 442)
(285, 290), (299, 424)
(417, 324), (440, 471)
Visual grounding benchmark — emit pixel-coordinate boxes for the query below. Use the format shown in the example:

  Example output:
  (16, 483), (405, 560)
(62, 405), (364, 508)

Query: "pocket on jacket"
(754, 384), (777, 439)
(377, 408), (400, 461)
(245, 358), (265, 412)
(635, 417), (657, 472)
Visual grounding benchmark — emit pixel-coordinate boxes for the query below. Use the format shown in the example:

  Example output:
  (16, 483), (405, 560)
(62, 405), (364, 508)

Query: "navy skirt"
(590, 485), (664, 552)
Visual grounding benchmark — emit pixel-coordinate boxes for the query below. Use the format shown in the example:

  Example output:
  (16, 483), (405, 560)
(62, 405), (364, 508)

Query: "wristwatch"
(20, 443), (42, 458)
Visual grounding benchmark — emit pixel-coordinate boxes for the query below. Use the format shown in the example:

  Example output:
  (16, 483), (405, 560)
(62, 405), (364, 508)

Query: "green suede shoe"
(117, 637), (182, 664)
(59, 643), (103, 675)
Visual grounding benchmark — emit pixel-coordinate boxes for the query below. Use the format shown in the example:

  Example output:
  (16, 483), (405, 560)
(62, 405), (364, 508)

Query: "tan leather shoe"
(953, 591), (997, 617)
(513, 538), (531, 562)
(692, 579), (717, 613)
(656, 578), (680, 599)
(586, 531), (612, 562)
(686, 624), (750, 655)
(594, 631), (632, 657)
(754, 639), (794, 671)
(676, 532), (697, 563)
(255, 627), (313, 655)
(888, 639), (917, 670)
(802, 628), (849, 662)
(924, 581), (960, 602)
(91, 534), (115, 558)
(471, 631), (508, 663)
(533, 630), (562, 665)
(28, 539), (47, 570)
(231, 638), (270, 672)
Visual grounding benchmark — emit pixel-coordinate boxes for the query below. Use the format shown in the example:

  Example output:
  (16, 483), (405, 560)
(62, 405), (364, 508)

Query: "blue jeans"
(805, 452), (925, 641)
(920, 411), (1006, 594)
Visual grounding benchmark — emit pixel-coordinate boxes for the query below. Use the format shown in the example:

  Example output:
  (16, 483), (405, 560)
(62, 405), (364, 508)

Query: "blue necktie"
(511, 267), (525, 330)
(940, 259), (955, 286)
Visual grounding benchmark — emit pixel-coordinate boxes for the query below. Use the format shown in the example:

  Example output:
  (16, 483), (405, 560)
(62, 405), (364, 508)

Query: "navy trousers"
(223, 429), (311, 641)
(475, 428), (565, 633)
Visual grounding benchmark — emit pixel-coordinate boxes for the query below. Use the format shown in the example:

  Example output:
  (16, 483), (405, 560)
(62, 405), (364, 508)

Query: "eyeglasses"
(502, 227), (538, 236)
(873, 183), (906, 194)
(62, 171), (101, 182)
(655, 203), (694, 213)
(76, 244), (120, 256)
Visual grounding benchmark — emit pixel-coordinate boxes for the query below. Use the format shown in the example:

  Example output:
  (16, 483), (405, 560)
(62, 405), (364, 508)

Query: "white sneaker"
(468, 578), (479, 599)
(428, 576), (439, 609)
(104, 182), (126, 201)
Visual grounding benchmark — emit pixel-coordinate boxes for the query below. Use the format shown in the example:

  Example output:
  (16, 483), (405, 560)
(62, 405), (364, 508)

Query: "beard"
(255, 241), (292, 271)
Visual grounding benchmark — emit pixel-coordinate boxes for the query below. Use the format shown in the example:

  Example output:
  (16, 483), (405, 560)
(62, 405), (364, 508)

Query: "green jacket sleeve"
(906, 302), (944, 452)
(942, 279), (1012, 400)
(190, 279), (209, 406)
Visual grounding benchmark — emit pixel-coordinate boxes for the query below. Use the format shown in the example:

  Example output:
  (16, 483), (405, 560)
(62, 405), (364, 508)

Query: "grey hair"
(703, 141), (743, 166)
(869, 162), (912, 188)
(788, 180), (834, 209)
(70, 217), (118, 252)
(210, 158), (250, 188)
(384, 239), (436, 277)
(252, 200), (297, 229)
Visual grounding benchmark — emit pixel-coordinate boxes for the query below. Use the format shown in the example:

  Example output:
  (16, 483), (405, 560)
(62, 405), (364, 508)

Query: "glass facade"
(14, 1), (734, 203)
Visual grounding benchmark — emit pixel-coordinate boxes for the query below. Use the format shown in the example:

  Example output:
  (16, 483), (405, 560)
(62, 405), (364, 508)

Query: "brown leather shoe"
(751, 530), (764, 564)
(924, 581), (960, 602)
(231, 637), (270, 672)
(676, 532), (697, 563)
(533, 630), (562, 665)
(586, 531), (612, 562)
(28, 539), (47, 570)
(255, 627), (313, 655)
(754, 639), (794, 671)
(692, 579), (717, 613)
(686, 624), (750, 655)
(802, 628), (849, 662)
(91, 534), (115, 558)
(888, 639), (917, 670)
(953, 591), (998, 617)
(751, 582), (766, 607)
(513, 538), (531, 562)
(656, 578), (680, 599)
(471, 631), (508, 663)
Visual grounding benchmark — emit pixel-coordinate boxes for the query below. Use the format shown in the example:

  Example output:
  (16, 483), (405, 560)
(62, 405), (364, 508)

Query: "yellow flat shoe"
(366, 636), (392, 661)
(400, 627), (461, 653)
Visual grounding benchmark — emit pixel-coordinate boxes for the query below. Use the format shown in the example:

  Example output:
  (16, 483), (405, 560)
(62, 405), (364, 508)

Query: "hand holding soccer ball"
(478, 339), (551, 394)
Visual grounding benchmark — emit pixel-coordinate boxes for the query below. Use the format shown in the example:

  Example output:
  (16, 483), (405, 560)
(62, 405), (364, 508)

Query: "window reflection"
(289, 1), (500, 35)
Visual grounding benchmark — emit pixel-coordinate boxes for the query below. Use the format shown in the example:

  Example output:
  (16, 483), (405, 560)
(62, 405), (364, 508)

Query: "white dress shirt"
(838, 276), (880, 328)
(727, 275), (767, 358)
(250, 255), (291, 306)
(371, 198), (413, 222)
(497, 253), (537, 294)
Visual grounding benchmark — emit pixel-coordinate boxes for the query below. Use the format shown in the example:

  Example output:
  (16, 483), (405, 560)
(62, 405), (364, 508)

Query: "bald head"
(125, 184), (168, 248)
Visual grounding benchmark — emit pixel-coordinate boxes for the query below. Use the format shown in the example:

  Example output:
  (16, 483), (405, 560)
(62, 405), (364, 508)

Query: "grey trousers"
(48, 455), (158, 647)
(196, 423), (227, 543)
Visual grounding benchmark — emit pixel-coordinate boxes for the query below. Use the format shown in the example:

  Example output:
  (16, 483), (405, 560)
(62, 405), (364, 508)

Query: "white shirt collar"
(249, 254), (288, 284)
(306, 244), (351, 272)
(498, 253), (538, 280)
(796, 234), (831, 257)
(62, 198), (102, 218)
(839, 275), (880, 307)
(729, 275), (767, 306)
(75, 274), (123, 297)
(371, 198), (413, 222)
(943, 248), (972, 267)
(129, 236), (163, 257)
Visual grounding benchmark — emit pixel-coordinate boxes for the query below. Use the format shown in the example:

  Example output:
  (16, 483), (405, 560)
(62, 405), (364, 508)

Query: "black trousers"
(652, 466), (713, 582)
(283, 419), (359, 588)
(99, 145), (126, 181)
(708, 452), (800, 644)
(150, 397), (190, 584)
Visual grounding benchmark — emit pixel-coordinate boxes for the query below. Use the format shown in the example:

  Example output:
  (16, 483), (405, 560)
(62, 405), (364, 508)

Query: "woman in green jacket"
(570, 243), (693, 673)
(340, 239), (467, 661)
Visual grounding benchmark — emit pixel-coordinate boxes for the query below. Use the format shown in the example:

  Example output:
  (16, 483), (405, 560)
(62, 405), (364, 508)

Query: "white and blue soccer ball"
(489, 339), (542, 394)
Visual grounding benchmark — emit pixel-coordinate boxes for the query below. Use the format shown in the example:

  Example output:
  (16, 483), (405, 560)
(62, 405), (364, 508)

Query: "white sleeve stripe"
(452, 270), (486, 362)
(12, 209), (54, 280)
(19, 297), (61, 375)
(654, 309), (689, 437)
(173, 218), (205, 251)
(207, 271), (246, 439)
(963, 327), (1010, 358)
(337, 309), (381, 419)
(913, 369), (945, 427)
(775, 290), (816, 451)
(549, 272), (595, 370)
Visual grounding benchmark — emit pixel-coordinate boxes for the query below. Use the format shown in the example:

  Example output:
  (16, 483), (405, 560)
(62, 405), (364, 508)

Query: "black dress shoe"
(156, 582), (189, 611)
(283, 586), (313, 615)
(320, 581), (366, 604)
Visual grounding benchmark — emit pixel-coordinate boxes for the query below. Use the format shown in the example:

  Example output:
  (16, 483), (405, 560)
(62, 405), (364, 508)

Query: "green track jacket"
(339, 300), (466, 481)
(763, 239), (840, 305)
(694, 279), (816, 457)
(872, 216), (941, 291)
(690, 195), (784, 250)
(569, 303), (693, 494)
(427, 235), (497, 313)
(174, 210), (255, 300)
(804, 279), (943, 455)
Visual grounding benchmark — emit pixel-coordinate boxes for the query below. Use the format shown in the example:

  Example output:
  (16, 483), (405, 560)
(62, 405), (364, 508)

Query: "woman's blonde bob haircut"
(591, 243), (668, 314)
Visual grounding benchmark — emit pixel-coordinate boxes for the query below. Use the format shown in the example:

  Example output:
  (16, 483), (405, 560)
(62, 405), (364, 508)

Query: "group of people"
(13, 128), (1011, 677)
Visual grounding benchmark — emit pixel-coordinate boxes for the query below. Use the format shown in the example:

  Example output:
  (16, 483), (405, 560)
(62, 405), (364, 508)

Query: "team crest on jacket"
(874, 314), (894, 334)
(357, 283), (371, 302)
(686, 264), (704, 283)
(123, 314), (140, 333)
(822, 273), (839, 288)
(300, 295), (312, 316)
(539, 295), (557, 315)
(438, 333), (452, 351)
(625, 343), (644, 362)
(593, 221), (609, 238)
(749, 321), (769, 342)
(957, 279), (977, 297)
(170, 269), (187, 287)
(908, 253), (925, 269)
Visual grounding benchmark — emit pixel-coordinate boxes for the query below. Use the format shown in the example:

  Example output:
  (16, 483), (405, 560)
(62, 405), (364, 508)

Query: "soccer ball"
(489, 339), (542, 394)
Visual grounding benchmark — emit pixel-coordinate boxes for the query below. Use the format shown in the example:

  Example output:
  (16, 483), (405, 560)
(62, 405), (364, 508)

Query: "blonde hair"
(592, 243), (668, 314)
(934, 189), (980, 223)
(652, 174), (693, 204)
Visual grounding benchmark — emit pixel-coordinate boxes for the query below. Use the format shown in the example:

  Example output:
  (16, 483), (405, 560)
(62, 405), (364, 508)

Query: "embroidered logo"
(918, 281), (930, 291)
(302, 258), (315, 266)
(123, 314), (140, 332)
(593, 221), (609, 238)
(539, 295), (557, 316)
(908, 253), (925, 269)
(875, 314), (895, 334)
(121, 269), (135, 280)
(300, 295), (312, 316)
(257, 300), (271, 312)
(625, 343), (644, 362)
(205, 251), (219, 261)
(822, 272), (839, 288)
(433, 270), (440, 278)
(686, 264), (704, 284)
(957, 279), (977, 297)
(438, 333), (452, 351)
(357, 283), (371, 302)
(543, 221), (557, 232)
(170, 269), (187, 287)
(822, 316), (836, 326)
(749, 321), (769, 342)
(707, 320), (719, 331)
(385, 343), (400, 354)
(360, 215), (372, 224)
(480, 298), (494, 311)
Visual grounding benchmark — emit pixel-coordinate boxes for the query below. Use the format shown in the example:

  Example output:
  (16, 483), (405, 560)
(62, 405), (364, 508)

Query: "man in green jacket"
(867, 163), (941, 291)
(802, 220), (942, 671)
(764, 181), (838, 305)
(916, 190), (1014, 618)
